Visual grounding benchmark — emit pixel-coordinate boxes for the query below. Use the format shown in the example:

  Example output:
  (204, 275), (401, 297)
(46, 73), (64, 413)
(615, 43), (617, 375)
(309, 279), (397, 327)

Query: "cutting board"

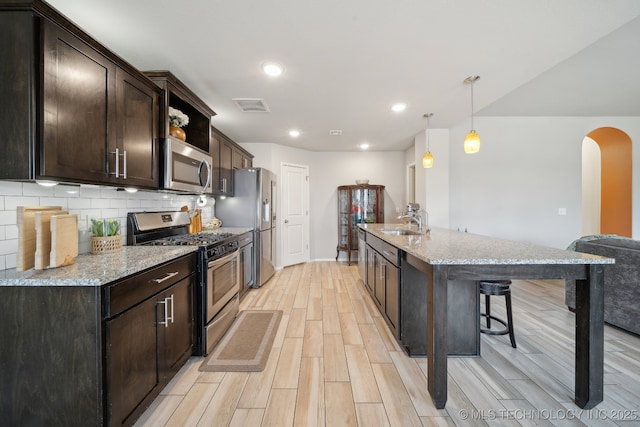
(49, 214), (79, 268)
(16, 206), (63, 271)
(34, 209), (69, 270)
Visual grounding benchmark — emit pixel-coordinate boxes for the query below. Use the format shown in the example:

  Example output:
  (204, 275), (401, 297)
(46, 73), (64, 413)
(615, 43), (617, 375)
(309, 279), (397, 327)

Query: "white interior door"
(281, 163), (309, 267)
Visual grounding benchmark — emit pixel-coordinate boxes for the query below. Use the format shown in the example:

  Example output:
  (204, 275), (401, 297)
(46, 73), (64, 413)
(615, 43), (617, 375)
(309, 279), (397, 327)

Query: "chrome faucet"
(397, 203), (425, 232)
(398, 212), (422, 230)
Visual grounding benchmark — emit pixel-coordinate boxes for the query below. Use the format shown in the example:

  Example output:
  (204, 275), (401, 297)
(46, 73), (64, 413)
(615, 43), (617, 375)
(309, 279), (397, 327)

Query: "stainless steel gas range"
(127, 211), (240, 356)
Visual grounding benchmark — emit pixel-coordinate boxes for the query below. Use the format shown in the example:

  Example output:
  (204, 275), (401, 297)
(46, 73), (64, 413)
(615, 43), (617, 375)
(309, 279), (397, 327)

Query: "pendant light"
(463, 75), (480, 154)
(422, 113), (434, 168)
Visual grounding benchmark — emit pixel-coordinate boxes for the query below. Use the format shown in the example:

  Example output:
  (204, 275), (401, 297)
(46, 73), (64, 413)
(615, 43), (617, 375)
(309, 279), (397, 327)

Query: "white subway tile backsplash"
(91, 199), (111, 209)
(109, 198), (127, 208)
(54, 185), (80, 197)
(5, 225), (18, 239)
(38, 197), (69, 209)
(0, 181), (198, 271)
(68, 198), (92, 209)
(0, 181), (23, 195)
(22, 183), (56, 197)
(6, 253), (16, 269)
(5, 196), (41, 210)
(0, 211), (16, 226)
(0, 239), (18, 256)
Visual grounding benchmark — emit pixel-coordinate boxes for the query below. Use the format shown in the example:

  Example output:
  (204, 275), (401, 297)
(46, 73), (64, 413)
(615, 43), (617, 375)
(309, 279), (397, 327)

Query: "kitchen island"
(359, 224), (613, 410)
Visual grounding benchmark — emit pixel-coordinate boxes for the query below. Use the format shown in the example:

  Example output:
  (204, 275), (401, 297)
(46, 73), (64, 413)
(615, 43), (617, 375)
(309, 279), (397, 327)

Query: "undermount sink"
(380, 228), (422, 236)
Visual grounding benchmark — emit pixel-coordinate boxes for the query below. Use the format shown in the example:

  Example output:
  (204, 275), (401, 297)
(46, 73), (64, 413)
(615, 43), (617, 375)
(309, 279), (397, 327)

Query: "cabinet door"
(42, 20), (116, 182)
(158, 275), (195, 381)
(366, 246), (376, 294)
(374, 254), (385, 309)
(115, 67), (159, 188)
(210, 129), (222, 193)
(385, 262), (399, 337)
(220, 139), (233, 195)
(240, 243), (254, 292)
(232, 147), (244, 170)
(106, 296), (158, 426)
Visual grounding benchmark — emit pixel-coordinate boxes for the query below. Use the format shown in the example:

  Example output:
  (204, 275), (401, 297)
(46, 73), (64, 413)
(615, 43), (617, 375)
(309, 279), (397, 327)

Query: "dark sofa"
(566, 237), (640, 336)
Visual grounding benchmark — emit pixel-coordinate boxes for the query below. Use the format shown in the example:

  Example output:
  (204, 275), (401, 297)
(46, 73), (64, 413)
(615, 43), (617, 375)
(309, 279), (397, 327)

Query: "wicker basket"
(91, 235), (122, 254)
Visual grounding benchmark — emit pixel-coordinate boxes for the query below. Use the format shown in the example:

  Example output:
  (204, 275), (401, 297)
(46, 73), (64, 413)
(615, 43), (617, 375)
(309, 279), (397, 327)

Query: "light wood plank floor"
(134, 261), (640, 427)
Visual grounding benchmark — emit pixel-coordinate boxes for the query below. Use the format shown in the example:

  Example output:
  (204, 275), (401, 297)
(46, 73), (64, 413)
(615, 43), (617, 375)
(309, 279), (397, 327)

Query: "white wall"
(240, 143), (406, 264)
(446, 116), (640, 249)
(0, 181), (213, 270)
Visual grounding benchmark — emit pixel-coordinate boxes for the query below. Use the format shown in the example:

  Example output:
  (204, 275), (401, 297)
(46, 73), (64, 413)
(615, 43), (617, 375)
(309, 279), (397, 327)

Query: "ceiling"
(47, 0), (640, 152)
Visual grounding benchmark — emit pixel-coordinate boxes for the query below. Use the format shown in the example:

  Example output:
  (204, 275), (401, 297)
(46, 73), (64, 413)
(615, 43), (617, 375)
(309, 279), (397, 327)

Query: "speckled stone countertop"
(0, 227), (254, 286)
(360, 224), (614, 265)
(0, 246), (198, 286)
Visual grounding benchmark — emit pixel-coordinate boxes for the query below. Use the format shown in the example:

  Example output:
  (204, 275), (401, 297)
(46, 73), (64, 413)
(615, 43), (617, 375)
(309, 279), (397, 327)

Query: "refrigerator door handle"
(263, 200), (270, 222)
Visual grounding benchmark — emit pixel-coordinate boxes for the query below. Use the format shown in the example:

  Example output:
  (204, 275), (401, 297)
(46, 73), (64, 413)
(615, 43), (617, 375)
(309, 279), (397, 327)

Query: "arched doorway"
(582, 127), (632, 237)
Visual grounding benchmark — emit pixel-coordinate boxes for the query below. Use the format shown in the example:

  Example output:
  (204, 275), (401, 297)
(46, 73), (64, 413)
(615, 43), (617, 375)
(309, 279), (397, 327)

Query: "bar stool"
(479, 280), (516, 348)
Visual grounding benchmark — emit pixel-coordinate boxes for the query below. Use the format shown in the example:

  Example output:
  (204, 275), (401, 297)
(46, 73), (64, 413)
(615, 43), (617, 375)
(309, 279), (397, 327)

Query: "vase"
(169, 125), (186, 141)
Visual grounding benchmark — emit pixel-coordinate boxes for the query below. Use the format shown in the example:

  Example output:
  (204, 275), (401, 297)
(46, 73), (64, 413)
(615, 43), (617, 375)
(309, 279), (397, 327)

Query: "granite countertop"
(0, 246), (200, 286)
(0, 227), (253, 287)
(360, 223), (614, 266)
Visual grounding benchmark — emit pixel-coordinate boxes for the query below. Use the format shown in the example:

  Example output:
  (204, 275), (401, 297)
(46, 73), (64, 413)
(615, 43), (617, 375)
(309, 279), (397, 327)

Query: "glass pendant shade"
(422, 151), (434, 168)
(464, 130), (480, 154)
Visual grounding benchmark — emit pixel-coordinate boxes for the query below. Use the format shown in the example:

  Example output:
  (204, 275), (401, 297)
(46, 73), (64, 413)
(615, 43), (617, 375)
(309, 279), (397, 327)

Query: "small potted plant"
(169, 106), (189, 141)
(90, 218), (122, 254)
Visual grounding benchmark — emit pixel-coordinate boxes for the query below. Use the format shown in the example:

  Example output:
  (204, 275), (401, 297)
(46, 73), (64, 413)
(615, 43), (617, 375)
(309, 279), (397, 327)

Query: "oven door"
(163, 137), (212, 193)
(206, 249), (239, 323)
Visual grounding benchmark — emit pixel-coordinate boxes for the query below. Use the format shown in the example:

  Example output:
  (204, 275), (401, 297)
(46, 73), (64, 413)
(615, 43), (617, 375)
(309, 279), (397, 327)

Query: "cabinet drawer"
(104, 253), (197, 318)
(367, 234), (399, 266)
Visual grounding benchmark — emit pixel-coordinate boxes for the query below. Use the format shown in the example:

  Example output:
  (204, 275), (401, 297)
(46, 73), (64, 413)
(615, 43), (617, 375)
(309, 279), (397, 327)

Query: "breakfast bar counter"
(359, 224), (613, 410)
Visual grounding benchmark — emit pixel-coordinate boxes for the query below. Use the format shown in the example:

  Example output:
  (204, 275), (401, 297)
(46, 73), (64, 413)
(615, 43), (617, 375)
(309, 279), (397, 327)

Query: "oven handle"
(207, 248), (238, 270)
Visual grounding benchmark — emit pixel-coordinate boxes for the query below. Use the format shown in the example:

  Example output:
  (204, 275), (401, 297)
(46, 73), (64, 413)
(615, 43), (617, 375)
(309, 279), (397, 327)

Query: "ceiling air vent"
(232, 98), (270, 113)
(328, 130), (343, 136)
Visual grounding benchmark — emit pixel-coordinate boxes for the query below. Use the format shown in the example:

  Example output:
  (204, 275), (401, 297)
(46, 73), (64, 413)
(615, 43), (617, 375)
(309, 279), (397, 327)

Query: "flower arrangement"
(91, 218), (120, 237)
(169, 107), (189, 128)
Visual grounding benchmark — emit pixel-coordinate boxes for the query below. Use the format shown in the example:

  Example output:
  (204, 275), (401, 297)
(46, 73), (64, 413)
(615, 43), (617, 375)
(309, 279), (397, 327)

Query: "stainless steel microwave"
(163, 137), (213, 193)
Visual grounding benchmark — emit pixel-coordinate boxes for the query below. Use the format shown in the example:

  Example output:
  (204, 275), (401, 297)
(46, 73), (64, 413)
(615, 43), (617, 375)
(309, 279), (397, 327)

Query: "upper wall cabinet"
(144, 71), (215, 154)
(210, 126), (253, 196)
(0, 0), (160, 188)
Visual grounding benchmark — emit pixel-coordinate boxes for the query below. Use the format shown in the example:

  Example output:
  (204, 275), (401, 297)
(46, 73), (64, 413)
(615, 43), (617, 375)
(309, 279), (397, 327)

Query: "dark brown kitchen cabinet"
(106, 271), (195, 426)
(210, 126), (253, 196)
(365, 234), (399, 338)
(0, 252), (197, 427)
(220, 137), (233, 194)
(0, 2), (161, 188)
(144, 70), (215, 154)
(238, 231), (254, 299)
(104, 253), (196, 426)
(41, 18), (116, 183)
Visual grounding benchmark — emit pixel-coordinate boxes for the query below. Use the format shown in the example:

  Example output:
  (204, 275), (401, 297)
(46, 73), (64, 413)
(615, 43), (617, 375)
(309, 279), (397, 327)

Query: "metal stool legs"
(480, 280), (517, 348)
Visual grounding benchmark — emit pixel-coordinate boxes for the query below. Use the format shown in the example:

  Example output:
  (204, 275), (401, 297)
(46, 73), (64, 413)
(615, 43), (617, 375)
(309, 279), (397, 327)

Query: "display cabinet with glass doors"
(336, 184), (385, 264)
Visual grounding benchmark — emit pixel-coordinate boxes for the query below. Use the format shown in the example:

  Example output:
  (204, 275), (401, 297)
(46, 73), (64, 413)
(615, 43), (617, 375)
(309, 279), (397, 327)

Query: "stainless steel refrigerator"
(215, 168), (276, 287)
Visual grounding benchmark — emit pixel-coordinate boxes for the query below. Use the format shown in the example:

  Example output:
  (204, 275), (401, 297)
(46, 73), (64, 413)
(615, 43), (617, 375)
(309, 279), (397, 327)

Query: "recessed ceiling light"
(289, 130), (300, 137)
(360, 143), (370, 150)
(262, 62), (284, 77)
(391, 103), (407, 112)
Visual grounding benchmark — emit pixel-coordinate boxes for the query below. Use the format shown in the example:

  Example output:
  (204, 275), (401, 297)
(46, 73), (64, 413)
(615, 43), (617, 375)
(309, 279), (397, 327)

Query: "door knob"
(284, 219), (289, 223)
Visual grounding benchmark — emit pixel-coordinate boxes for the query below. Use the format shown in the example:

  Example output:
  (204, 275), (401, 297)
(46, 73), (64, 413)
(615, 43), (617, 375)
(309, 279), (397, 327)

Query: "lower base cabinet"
(0, 252), (197, 427)
(106, 273), (195, 426)
(364, 234), (400, 338)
